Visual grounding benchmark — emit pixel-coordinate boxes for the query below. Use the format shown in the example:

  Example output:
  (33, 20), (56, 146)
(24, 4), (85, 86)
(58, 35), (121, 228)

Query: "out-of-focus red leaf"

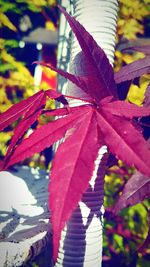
(5, 106), (90, 169)
(114, 56), (150, 83)
(49, 108), (100, 260)
(123, 46), (150, 55)
(102, 100), (150, 118)
(96, 110), (150, 177)
(58, 5), (117, 102)
(0, 90), (44, 131)
(114, 172), (150, 214)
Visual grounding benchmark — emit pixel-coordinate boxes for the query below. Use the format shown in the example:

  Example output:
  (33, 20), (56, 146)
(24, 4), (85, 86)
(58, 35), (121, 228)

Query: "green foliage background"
(0, 0), (150, 266)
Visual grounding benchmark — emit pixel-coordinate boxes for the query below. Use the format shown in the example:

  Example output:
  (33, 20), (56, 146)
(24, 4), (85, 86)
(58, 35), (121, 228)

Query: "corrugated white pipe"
(54, 1), (118, 266)
(70, 0), (118, 65)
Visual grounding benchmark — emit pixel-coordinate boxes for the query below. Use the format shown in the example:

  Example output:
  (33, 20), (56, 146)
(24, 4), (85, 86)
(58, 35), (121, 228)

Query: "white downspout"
(54, 1), (118, 266)
(70, 0), (118, 65)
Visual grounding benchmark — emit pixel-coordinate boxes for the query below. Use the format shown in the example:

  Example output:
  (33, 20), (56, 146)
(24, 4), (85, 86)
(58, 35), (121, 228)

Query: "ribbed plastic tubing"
(54, 1), (118, 266)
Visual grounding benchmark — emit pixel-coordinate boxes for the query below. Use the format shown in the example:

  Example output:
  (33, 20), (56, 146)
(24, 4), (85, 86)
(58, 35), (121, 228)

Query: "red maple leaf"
(0, 6), (150, 260)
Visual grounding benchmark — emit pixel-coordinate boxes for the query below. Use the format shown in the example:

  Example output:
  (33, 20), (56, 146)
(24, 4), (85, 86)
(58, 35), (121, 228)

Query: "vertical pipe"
(54, 1), (118, 266)
(70, 0), (118, 65)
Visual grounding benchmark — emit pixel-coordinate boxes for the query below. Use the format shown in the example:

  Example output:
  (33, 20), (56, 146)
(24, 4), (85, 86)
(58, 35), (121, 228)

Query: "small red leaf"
(96, 110), (150, 177)
(0, 90), (44, 131)
(49, 108), (100, 260)
(114, 56), (150, 84)
(5, 106), (90, 169)
(114, 172), (150, 214)
(102, 100), (150, 119)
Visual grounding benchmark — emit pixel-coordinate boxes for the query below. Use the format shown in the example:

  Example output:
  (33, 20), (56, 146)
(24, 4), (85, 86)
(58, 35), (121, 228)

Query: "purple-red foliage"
(114, 171), (150, 213)
(0, 6), (150, 261)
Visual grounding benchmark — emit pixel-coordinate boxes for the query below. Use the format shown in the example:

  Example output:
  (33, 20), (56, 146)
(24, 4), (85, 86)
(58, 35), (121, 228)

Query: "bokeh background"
(0, 0), (150, 266)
